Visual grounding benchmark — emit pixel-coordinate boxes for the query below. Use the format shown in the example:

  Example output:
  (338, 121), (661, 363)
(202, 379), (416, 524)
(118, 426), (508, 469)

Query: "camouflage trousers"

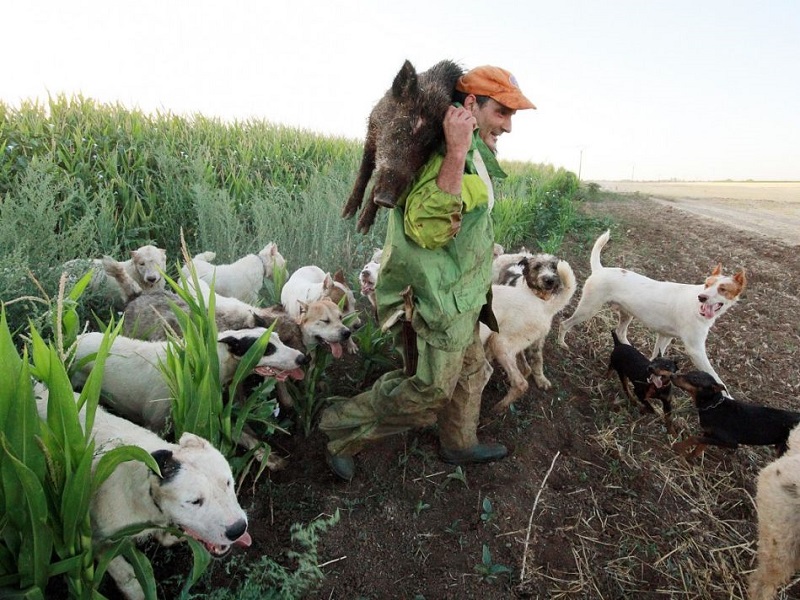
(319, 324), (492, 457)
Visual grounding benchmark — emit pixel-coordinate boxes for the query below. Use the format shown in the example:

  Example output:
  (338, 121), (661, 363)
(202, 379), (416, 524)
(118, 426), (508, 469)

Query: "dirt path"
(596, 181), (800, 246)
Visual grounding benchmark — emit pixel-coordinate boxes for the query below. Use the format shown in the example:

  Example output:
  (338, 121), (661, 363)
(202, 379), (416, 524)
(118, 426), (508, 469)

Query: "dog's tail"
(590, 229), (611, 273)
(102, 256), (142, 302)
(553, 260), (578, 312)
(192, 251), (216, 263)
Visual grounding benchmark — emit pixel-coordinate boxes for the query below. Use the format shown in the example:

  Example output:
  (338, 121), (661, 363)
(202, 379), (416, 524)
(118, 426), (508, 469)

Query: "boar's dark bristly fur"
(342, 59), (464, 234)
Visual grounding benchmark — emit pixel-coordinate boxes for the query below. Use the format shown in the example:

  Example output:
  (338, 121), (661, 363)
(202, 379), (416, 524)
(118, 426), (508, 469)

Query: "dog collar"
(698, 395), (727, 412)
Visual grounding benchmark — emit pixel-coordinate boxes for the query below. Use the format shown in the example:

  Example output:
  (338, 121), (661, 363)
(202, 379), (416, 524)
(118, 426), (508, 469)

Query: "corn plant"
(159, 263), (283, 476)
(0, 308), (161, 599)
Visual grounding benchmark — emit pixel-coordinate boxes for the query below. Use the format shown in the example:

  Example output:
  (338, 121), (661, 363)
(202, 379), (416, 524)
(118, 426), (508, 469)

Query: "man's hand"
(437, 105), (476, 195)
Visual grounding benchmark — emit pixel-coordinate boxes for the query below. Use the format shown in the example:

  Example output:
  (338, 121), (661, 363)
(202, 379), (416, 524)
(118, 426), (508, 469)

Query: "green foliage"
(480, 497), (495, 525)
(493, 161), (580, 254)
(192, 510), (341, 600)
(282, 348), (334, 437)
(0, 308), (160, 598)
(474, 544), (512, 584)
(159, 266), (284, 475)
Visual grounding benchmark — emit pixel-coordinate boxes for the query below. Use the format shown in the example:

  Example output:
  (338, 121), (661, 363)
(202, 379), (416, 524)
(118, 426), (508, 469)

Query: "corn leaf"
(0, 435), (54, 592)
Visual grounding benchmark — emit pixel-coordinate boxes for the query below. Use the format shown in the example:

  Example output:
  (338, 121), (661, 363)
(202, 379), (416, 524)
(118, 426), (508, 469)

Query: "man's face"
(470, 97), (516, 154)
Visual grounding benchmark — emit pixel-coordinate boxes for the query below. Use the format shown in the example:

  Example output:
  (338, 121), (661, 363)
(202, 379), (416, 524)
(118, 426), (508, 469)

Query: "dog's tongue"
(288, 367), (305, 381)
(329, 342), (343, 359)
(699, 303), (716, 319)
(649, 375), (664, 388)
(234, 531), (252, 548)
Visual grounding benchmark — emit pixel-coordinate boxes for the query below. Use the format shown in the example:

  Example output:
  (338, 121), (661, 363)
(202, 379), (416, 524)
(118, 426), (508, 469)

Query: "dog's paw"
(534, 376), (552, 390)
(346, 338), (359, 354)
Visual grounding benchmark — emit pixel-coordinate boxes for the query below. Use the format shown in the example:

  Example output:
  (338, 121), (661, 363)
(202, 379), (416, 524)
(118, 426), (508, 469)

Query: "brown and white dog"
(558, 230), (746, 394)
(281, 265), (361, 345)
(481, 254), (577, 412)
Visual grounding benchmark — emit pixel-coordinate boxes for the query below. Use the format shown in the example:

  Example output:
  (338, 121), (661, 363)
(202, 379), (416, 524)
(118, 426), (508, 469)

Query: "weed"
(473, 544), (512, 584)
(413, 499), (431, 517)
(480, 497), (495, 525)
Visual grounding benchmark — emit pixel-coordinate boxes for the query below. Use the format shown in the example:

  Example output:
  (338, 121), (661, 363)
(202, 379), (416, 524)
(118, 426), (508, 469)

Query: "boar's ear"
(392, 60), (418, 99)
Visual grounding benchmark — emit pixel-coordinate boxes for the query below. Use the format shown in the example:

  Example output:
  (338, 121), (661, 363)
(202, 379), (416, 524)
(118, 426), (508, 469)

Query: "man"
(320, 65), (536, 481)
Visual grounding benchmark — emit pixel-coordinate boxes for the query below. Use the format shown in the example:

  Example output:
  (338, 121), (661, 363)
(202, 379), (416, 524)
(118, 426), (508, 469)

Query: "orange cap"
(455, 65), (536, 110)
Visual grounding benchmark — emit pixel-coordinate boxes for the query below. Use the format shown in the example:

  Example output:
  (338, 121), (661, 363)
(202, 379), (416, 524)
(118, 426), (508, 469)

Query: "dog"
(480, 255), (576, 412)
(71, 327), (308, 434)
(359, 248), (383, 318)
(558, 229), (746, 394)
(181, 242), (286, 304)
(750, 424), (800, 600)
(670, 370), (800, 458)
(65, 244), (167, 304)
(34, 383), (250, 600)
(281, 265), (362, 341)
(607, 330), (679, 432)
(103, 261), (268, 341)
(491, 246), (532, 286)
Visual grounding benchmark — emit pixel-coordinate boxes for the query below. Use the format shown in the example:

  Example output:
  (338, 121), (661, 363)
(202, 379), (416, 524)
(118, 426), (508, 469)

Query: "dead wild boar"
(342, 59), (464, 234)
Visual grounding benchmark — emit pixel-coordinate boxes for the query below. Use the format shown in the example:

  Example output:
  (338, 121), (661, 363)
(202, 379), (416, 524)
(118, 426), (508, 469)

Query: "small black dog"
(607, 331), (679, 431)
(671, 370), (800, 458)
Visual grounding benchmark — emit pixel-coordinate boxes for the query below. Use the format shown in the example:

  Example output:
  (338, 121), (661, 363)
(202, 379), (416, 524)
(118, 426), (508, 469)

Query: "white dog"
(481, 255), (577, 412)
(34, 383), (249, 600)
(491, 246), (532, 285)
(65, 244), (167, 303)
(750, 424), (800, 600)
(281, 265), (358, 320)
(557, 230), (747, 392)
(182, 242), (286, 304)
(72, 327), (308, 432)
(359, 248), (383, 318)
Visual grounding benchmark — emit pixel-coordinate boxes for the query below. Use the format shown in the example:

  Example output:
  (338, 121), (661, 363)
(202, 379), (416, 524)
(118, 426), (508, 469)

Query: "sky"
(4, 0), (799, 181)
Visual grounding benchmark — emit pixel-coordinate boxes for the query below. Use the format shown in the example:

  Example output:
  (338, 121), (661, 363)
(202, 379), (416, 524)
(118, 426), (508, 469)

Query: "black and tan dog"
(607, 331), (679, 432)
(671, 370), (800, 458)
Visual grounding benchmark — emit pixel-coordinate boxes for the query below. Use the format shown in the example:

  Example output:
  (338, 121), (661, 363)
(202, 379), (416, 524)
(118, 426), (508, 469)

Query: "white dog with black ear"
(182, 242), (286, 304)
(481, 255), (577, 413)
(34, 384), (250, 600)
(72, 327), (308, 432)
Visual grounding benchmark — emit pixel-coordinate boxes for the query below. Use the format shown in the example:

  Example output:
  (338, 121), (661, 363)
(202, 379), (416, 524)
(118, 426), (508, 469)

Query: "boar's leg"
(342, 136), (376, 219)
(356, 196), (380, 234)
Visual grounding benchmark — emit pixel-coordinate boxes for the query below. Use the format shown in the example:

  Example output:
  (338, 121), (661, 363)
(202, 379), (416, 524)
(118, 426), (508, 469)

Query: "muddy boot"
(439, 442), (508, 465)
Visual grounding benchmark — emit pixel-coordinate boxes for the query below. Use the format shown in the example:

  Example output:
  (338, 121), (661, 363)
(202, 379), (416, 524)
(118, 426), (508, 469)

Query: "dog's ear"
(712, 382), (727, 394)
(131, 250), (139, 261)
(252, 311), (270, 328)
(333, 269), (346, 285)
(298, 301), (309, 316)
(152, 449), (182, 482)
(734, 269), (747, 289)
(322, 274), (334, 290)
(178, 432), (210, 451)
(710, 263), (723, 276)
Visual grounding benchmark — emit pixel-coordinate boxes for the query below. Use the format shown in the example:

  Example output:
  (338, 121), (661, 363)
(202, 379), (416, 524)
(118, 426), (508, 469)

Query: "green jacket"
(375, 133), (505, 351)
